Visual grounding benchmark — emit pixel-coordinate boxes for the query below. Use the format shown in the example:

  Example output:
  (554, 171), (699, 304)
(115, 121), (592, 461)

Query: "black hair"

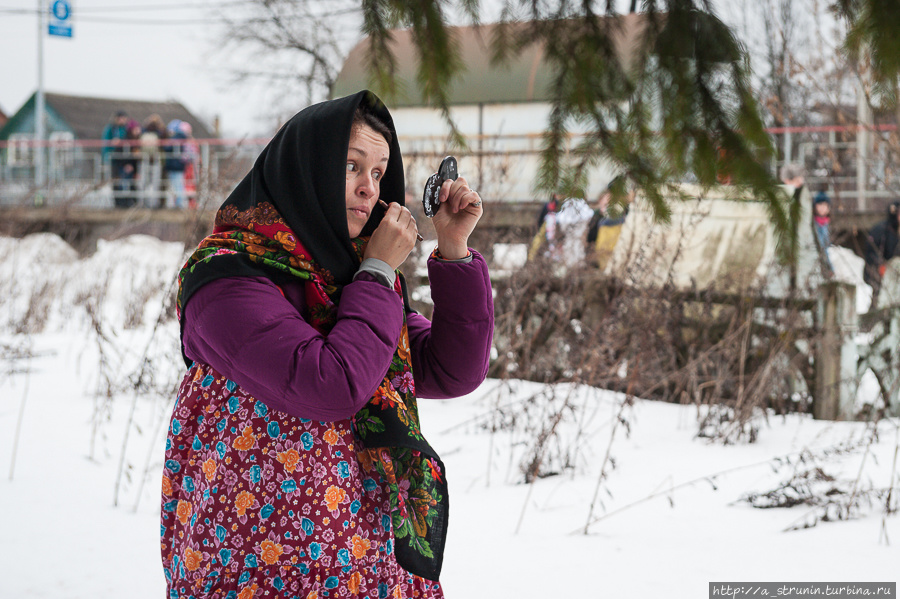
(351, 106), (393, 145)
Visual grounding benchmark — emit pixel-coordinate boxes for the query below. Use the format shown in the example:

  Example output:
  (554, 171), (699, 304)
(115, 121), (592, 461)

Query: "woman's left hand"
(431, 176), (483, 260)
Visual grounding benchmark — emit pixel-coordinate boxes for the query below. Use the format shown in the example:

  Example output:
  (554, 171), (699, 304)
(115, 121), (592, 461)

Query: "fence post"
(814, 281), (858, 420)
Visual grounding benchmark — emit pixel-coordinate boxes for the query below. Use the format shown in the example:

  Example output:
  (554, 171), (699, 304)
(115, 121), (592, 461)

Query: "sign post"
(48, 0), (72, 38)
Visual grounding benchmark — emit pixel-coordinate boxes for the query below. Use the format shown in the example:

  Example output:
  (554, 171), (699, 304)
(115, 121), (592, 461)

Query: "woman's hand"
(431, 176), (483, 260)
(364, 202), (418, 270)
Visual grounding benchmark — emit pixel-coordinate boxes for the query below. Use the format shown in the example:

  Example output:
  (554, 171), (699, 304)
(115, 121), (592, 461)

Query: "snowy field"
(0, 234), (897, 598)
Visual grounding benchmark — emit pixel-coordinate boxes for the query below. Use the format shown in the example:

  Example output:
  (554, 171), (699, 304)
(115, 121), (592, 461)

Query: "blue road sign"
(48, 0), (72, 38)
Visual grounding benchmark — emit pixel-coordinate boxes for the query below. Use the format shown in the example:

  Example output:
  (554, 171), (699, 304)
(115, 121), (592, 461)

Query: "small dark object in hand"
(423, 156), (458, 218)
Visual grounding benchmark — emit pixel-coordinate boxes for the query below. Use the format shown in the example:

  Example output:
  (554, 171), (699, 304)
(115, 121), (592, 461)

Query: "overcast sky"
(0, 0), (296, 138)
(0, 1), (840, 139)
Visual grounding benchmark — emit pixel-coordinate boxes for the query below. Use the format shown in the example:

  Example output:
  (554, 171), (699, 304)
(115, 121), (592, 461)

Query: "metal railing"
(1, 124), (897, 211)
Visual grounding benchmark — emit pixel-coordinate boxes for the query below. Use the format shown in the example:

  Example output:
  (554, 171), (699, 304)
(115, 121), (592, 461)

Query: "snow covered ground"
(0, 235), (897, 598)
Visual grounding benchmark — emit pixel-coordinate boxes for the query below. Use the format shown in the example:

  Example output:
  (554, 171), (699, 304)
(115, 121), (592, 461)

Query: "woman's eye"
(346, 162), (357, 174)
(373, 171), (382, 181)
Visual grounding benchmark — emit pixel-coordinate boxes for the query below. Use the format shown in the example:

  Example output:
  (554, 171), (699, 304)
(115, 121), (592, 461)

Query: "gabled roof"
(0, 92), (216, 140)
(332, 15), (647, 107)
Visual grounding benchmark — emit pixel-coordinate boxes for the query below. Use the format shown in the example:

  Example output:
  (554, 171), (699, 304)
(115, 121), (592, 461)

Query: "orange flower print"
(183, 547), (203, 571)
(233, 427), (256, 451)
(397, 328), (411, 363)
(259, 539), (284, 565)
(176, 500), (192, 525)
(161, 475), (173, 496)
(274, 230), (297, 252)
(305, 592), (318, 599)
(202, 458), (217, 481)
(350, 534), (371, 559)
(276, 448), (300, 473)
(322, 428), (339, 446)
(246, 243), (266, 256)
(324, 485), (346, 513)
(348, 571), (362, 594)
(237, 584), (259, 599)
(235, 490), (255, 517)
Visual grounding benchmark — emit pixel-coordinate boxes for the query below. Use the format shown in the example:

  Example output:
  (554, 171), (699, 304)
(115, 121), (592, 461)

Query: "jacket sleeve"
(407, 250), (494, 399)
(182, 275), (404, 421)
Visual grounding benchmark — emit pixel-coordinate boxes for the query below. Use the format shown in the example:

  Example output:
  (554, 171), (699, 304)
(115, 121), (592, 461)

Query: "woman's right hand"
(364, 202), (418, 270)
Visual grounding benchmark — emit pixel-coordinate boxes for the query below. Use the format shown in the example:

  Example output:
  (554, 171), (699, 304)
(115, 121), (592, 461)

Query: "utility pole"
(35, 0), (46, 196)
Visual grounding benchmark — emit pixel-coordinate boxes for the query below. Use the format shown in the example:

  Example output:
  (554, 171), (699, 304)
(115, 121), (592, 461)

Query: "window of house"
(49, 131), (75, 168)
(7, 134), (34, 166)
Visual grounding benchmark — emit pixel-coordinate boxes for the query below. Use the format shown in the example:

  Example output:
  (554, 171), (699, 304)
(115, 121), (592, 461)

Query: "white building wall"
(391, 103), (618, 203)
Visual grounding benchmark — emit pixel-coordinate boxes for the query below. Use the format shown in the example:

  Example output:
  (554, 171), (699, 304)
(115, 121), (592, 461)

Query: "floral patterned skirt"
(161, 363), (445, 599)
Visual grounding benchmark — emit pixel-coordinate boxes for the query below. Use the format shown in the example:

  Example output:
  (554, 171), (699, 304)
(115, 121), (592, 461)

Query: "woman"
(160, 90), (493, 598)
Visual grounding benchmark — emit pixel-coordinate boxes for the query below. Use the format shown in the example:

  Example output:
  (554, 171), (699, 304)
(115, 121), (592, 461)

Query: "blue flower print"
(297, 562), (310, 575)
(337, 548), (350, 566)
(164, 459), (181, 474)
(219, 548), (232, 566)
(308, 542), (322, 560)
(225, 379), (236, 393)
(249, 465), (261, 484)
(192, 436), (201, 451)
(300, 432), (314, 451)
(324, 577), (339, 589)
(378, 582), (389, 598)
(281, 479), (297, 493)
(336, 461), (350, 479)
(381, 514), (391, 531)
(171, 419), (182, 435)
(267, 421), (280, 438)
(216, 441), (226, 459)
(227, 396), (240, 414)
(216, 418), (227, 432)
(244, 554), (258, 568)
(363, 478), (377, 492)
(350, 500), (361, 514)
(254, 401), (268, 417)
(300, 517), (314, 537)
(273, 577), (284, 591)
(183, 476), (195, 493)
(201, 374), (214, 388)
(238, 570), (251, 584)
(215, 525), (226, 544)
(260, 504), (275, 519)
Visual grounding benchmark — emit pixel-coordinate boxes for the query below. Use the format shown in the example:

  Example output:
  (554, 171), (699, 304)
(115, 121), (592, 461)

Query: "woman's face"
(345, 124), (390, 238)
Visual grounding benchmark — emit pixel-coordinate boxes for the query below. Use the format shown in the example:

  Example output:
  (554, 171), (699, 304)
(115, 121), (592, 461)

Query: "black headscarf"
(177, 90), (410, 362)
(226, 90), (404, 281)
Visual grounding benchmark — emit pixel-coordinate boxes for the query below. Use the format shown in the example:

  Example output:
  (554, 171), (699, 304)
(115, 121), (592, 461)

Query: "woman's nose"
(357, 173), (376, 197)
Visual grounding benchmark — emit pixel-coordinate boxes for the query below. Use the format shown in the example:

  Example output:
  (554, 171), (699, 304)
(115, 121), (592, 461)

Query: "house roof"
(331, 15), (647, 107)
(0, 92), (216, 140)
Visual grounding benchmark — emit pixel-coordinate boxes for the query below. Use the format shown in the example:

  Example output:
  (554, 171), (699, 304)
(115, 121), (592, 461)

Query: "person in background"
(102, 110), (129, 205)
(812, 191), (833, 274)
(552, 194), (595, 267)
(164, 119), (189, 208)
(114, 119), (142, 208)
(160, 90), (492, 596)
(529, 192), (562, 260)
(586, 179), (634, 267)
(864, 200), (900, 304)
(140, 114), (167, 208)
(178, 121), (200, 208)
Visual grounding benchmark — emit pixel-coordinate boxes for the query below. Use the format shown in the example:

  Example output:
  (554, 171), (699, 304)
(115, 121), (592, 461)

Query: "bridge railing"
(1, 123), (897, 212)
